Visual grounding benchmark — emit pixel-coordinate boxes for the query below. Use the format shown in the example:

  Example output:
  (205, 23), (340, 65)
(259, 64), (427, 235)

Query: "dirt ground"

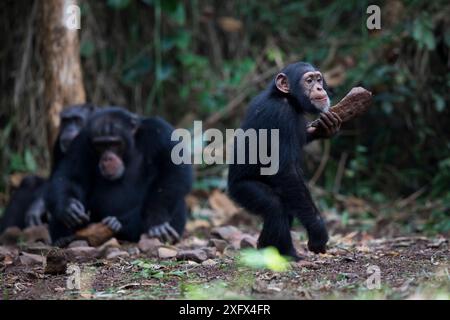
(0, 190), (449, 300)
(1, 227), (448, 300)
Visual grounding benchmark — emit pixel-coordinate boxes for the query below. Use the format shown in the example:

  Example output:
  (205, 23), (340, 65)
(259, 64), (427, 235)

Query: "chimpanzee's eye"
(306, 78), (313, 84)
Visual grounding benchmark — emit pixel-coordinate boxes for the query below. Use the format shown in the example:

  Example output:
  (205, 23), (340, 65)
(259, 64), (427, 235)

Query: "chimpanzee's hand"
(25, 197), (47, 227)
(307, 111), (342, 139)
(62, 198), (90, 228)
(147, 222), (180, 244)
(102, 216), (123, 233)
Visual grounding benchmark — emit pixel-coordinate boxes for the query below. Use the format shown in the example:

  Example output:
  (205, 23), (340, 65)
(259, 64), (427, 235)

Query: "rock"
(185, 219), (212, 233)
(138, 237), (162, 255)
(23, 225), (51, 244)
(223, 245), (237, 258)
(19, 252), (46, 266)
(201, 247), (217, 259)
(240, 235), (257, 249)
(97, 238), (120, 253)
(208, 239), (228, 253)
(157, 247), (178, 259)
(0, 227), (23, 245)
(211, 225), (241, 240)
(21, 243), (53, 255)
(201, 259), (218, 267)
(105, 247), (119, 255)
(180, 236), (208, 248)
(66, 247), (101, 262)
(127, 246), (140, 256)
(68, 240), (90, 248)
(177, 249), (208, 263)
(45, 249), (68, 274)
(0, 246), (19, 262)
(106, 250), (130, 260)
(75, 223), (114, 247)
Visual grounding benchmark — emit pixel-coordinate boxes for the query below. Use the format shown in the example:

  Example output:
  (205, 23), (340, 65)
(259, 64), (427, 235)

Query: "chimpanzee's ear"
(275, 73), (290, 94)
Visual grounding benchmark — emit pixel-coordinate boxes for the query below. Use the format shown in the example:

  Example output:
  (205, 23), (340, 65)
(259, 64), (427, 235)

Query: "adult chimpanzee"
(52, 104), (97, 170)
(46, 107), (192, 246)
(0, 104), (96, 232)
(227, 62), (342, 260)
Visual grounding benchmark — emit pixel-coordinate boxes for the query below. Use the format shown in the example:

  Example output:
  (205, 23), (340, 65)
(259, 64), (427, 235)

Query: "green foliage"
(107, 0), (131, 10)
(238, 247), (291, 272)
(182, 281), (229, 300)
(412, 14), (436, 50)
(131, 259), (186, 279)
(9, 150), (37, 173)
(80, 40), (95, 58)
(121, 55), (152, 85)
(431, 158), (450, 197)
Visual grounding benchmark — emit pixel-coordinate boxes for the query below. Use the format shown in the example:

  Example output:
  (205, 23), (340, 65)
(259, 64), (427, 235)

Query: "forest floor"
(0, 190), (449, 300)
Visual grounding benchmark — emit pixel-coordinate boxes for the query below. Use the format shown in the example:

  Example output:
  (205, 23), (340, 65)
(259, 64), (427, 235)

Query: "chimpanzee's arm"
(46, 131), (94, 232)
(139, 118), (193, 242)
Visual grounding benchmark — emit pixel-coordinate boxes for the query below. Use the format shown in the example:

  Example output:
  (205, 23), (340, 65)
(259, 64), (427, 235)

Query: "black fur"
(0, 104), (95, 231)
(227, 62), (329, 260)
(46, 107), (193, 244)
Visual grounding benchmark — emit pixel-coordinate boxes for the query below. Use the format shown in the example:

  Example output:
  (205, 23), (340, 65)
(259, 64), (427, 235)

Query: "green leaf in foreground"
(238, 247), (290, 272)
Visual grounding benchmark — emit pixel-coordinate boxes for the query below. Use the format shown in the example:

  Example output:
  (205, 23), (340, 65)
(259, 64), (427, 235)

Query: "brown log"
(39, 0), (86, 153)
(310, 87), (373, 127)
(75, 223), (114, 247)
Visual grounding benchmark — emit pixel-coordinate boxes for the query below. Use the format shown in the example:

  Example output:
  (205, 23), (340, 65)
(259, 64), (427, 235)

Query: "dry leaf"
(217, 17), (243, 33)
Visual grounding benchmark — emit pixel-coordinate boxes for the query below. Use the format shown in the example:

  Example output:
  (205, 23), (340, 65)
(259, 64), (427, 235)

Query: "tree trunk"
(39, 0), (86, 152)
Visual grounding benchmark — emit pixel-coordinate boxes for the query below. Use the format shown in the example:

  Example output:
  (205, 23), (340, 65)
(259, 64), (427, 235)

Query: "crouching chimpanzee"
(46, 107), (192, 246)
(0, 104), (96, 232)
(228, 62), (342, 261)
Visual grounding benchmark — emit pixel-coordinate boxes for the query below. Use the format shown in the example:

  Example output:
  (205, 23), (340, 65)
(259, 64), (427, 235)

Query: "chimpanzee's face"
(88, 108), (140, 181)
(301, 71), (330, 112)
(275, 63), (330, 114)
(59, 111), (90, 153)
(93, 137), (126, 181)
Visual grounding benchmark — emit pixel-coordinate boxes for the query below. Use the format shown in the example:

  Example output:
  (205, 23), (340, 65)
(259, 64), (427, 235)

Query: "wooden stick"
(310, 87), (373, 127)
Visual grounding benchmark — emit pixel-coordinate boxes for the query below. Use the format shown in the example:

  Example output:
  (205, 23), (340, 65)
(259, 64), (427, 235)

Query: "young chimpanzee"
(0, 104), (96, 232)
(46, 107), (192, 245)
(227, 62), (342, 260)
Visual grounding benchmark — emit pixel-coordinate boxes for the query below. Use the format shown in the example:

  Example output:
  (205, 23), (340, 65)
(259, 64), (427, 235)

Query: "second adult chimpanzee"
(46, 107), (193, 245)
(228, 62), (342, 260)
(52, 104), (97, 170)
(0, 104), (96, 232)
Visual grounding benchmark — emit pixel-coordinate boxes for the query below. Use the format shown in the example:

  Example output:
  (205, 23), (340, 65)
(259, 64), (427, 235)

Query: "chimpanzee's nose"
(101, 151), (115, 164)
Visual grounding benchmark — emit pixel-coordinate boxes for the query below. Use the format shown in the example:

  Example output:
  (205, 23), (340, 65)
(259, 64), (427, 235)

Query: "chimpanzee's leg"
(228, 180), (300, 260)
(282, 178), (328, 254)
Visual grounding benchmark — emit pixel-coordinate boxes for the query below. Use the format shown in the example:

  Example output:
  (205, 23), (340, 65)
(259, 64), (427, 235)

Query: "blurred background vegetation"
(0, 0), (448, 234)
